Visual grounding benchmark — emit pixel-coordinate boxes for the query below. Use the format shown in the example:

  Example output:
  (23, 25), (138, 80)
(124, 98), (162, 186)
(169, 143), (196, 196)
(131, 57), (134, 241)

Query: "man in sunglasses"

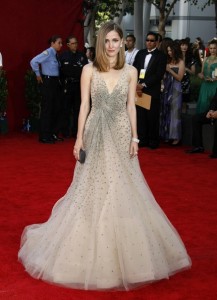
(134, 32), (167, 149)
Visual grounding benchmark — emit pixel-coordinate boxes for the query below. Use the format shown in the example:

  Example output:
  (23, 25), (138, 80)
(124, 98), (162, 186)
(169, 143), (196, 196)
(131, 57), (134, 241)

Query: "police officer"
(59, 35), (88, 138)
(30, 35), (63, 144)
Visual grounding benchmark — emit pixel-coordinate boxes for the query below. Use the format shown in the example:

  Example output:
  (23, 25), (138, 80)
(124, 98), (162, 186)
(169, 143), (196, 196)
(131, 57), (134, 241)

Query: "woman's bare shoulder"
(126, 64), (138, 77)
(83, 63), (94, 72)
(82, 63), (94, 78)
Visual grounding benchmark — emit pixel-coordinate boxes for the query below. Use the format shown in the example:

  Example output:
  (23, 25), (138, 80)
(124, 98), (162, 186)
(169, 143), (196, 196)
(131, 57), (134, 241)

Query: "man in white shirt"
(125, 35), (139, 65)
(133, 32), (167, 149)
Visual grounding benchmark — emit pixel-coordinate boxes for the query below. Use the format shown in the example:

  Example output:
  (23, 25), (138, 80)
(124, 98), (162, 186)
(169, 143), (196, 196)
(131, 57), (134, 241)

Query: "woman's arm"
(198, 58), (206, 79)
(166, 60), (185, 82)
(186, 63), (196, 76)
(74, 64), (92, 160)
(127, 66), (139, 158)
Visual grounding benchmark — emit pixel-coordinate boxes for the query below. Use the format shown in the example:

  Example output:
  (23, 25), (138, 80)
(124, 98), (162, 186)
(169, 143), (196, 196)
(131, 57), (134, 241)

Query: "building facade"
(121, 0), (216, 49)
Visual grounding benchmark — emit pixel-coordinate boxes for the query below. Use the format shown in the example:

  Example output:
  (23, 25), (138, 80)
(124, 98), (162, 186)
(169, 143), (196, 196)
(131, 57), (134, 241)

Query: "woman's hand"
(205, 76), (214, 82)
(73, 138), (84, 161)
(198, 72), (204, 80)
(208, 110), (217, 119)
(166, 64), (171, 72)
(136, 84), (143, 97)
(130, 141), (139, 158)
(36, 76), (43, 84)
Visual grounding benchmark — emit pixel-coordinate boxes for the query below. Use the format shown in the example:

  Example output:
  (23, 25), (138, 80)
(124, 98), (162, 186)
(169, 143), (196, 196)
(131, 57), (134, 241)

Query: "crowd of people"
(125, 33), (217, 158)
(27, 30), (217, 158)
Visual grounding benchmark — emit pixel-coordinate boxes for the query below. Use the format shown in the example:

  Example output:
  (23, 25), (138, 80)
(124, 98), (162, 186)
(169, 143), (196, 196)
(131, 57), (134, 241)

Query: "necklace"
(207, 56), (217, 61)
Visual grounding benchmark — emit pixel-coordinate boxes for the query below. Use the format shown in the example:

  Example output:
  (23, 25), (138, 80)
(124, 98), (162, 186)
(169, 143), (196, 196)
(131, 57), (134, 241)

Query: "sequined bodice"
(90, 64), (130, 115)
(83, 64), (132, 154)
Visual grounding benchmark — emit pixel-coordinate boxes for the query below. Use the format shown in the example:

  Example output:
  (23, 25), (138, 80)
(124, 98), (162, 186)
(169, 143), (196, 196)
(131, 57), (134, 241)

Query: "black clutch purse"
(78, 149), (86, 164)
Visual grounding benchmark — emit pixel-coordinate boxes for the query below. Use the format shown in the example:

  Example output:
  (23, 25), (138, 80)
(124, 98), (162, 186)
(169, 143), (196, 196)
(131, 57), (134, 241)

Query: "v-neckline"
(98, 66), (125, 95)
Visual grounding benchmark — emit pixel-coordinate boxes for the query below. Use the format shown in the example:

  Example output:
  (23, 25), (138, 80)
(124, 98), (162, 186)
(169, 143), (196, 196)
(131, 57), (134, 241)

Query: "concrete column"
(143, 0), (151, 46)
(134, 0), (144, 50)
(176, 1), (190, 39)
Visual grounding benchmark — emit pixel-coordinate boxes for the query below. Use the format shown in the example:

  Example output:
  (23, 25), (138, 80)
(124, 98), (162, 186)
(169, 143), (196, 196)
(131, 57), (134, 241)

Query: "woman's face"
(52, 38), (63, 52)
(67, 38), (78, 52)
(180, 43), (188, 53)
(167, 46), (173, 58)
(104, 30), (122, 58)
(209, 43), (217, 56)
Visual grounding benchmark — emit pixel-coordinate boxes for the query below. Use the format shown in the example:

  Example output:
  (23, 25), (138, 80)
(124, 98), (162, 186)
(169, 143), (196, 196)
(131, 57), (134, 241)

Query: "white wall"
(122, 1), (216, 45)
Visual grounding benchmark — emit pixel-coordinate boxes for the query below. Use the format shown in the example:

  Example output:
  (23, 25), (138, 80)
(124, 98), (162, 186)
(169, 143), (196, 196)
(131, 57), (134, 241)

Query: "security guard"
(59, 35), (88, 138)
(30, 35), (63, 143)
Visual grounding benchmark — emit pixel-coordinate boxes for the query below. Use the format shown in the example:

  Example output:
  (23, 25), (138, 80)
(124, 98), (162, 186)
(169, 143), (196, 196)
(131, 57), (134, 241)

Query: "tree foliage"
(83, 0), (134, 45)
(83, 0), (217, 44)
(186, 0), (217, 10)
(84, 0), (134, 22)
(146, 0), (179, 37)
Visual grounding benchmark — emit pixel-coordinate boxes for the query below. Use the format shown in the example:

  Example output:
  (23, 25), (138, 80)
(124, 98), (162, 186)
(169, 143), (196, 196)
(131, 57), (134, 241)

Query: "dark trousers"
(136, 97), (160, 147)
(61, 81), (81, 137)
(192, 112), (217, 154)
(39, 77), (62, 139)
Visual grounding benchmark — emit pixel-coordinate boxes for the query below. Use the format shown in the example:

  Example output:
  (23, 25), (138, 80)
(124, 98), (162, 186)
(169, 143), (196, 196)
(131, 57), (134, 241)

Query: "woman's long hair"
(93, 21), (125, 72)
(180, 39), (194, 66)
(167, 41), (183, 64)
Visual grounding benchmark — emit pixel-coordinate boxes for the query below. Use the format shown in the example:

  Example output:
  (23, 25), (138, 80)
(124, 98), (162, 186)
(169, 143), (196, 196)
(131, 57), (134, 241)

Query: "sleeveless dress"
(160, 67), (182, 141)
(197, 57), (217, 113)
(18, 64), (191, 291)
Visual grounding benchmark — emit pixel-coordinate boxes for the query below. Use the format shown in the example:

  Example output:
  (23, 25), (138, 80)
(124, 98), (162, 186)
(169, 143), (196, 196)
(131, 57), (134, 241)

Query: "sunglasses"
(146, 39), (156, 42)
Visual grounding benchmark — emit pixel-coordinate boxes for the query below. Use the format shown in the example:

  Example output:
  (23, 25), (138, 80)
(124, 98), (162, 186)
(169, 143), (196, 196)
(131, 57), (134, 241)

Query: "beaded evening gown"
(18, 64), (191, 291)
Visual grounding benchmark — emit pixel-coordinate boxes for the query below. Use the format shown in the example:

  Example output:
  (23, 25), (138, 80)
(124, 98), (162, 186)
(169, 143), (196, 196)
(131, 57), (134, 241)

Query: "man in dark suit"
(187, 91), (217, 158)
(133, 31), (167, 149)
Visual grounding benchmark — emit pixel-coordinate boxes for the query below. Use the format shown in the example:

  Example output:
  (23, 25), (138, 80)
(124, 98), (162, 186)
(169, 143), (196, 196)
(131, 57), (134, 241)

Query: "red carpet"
(0, 133), (216, 299)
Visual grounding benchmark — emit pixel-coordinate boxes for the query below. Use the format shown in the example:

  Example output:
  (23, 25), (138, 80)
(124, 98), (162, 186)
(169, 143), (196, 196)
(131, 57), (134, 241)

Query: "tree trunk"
(158, 10), (166, 38)
(113, 1), (127, 24)
(84, 11), (92, 44)
(89, 12), (97, 47)
(84, 2), (98, 47)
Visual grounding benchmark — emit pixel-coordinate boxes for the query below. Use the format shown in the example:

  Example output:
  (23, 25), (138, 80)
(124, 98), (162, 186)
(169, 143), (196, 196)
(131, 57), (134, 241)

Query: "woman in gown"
(197, 39), (217, 113)
(18, 21), (191, 291)
(180, 39), (196, 113)
(160, 42), (185, 145)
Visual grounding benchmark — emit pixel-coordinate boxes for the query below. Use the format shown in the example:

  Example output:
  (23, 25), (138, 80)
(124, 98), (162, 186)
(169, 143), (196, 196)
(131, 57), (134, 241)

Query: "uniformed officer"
(59, 35), (88, 138)
(30, 35), (63, 143)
